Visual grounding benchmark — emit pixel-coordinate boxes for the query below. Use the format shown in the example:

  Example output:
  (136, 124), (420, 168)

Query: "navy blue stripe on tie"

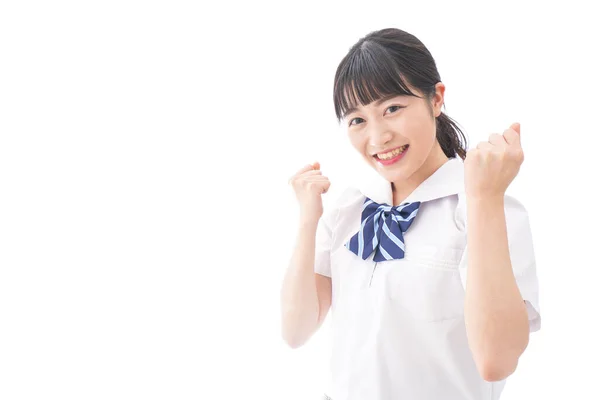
(345, 197), (421, 262)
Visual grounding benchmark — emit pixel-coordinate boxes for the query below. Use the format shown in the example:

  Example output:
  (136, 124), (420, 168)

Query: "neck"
(392, 142), (450, 205)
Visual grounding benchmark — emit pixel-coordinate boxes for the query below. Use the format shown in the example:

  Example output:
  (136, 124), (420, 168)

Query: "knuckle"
(514, 149), (525, 161)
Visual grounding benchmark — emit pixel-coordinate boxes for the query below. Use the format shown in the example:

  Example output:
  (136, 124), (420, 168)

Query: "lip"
(373, 145), (409, 166)
(372, 145), (407, 157)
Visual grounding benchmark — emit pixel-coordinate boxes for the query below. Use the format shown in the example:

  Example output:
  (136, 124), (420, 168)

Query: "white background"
(1, 1), (598, 399)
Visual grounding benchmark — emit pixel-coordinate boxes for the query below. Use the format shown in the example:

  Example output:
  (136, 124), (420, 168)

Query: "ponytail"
(435, 112), (468, 160)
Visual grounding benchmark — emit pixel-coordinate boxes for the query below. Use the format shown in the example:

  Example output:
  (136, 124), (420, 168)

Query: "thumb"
(510, 122), (521, 135)
(312, 161), (320, 170)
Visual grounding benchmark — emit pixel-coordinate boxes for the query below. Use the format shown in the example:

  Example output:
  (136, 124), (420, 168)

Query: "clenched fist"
(464, 122), (524, 199)
(288, 162), (331, 224)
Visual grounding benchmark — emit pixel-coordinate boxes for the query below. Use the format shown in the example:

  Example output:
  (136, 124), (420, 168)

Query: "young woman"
(281, 27), (541, 400)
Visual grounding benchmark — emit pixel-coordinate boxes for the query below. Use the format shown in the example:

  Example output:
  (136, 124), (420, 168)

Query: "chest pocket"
(381, 245), (465, 322)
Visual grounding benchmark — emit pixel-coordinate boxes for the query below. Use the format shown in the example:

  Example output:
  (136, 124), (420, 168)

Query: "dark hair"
(333, 28), (468, 160)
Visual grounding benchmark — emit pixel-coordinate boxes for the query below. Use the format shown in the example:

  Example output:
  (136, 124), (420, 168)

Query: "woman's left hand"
(464, 122), (524, 199)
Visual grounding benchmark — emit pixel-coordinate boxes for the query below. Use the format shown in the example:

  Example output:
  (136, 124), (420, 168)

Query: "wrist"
(466, 193), (505, 207)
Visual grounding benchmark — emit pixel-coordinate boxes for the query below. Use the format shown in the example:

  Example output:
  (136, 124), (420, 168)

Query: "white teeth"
(377, 145), (407, 160)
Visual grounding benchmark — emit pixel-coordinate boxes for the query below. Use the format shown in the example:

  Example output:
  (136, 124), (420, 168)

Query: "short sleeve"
(314, 205), (337, 277)
(457, 194), (541, 332)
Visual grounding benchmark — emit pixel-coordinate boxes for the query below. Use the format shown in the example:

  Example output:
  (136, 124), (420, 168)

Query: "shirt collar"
(357, 157), (465, 205)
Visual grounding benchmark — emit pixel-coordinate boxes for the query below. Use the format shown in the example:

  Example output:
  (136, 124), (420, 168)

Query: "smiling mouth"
(374, 145), (409, 160)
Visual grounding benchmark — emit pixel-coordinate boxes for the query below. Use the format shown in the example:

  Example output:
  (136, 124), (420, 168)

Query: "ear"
(432, 82), (446, 117)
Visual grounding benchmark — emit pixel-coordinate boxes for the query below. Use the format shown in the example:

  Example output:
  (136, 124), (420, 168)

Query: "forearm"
(280, 218), (321, 348)
(464, 195), (529, 381)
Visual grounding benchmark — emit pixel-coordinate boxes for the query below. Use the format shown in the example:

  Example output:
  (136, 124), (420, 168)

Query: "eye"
(385, 105), (405, 114)
(349, 117), (364, 127)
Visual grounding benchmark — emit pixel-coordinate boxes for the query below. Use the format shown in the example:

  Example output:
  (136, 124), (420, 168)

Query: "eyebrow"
(342, 94), (403, 119)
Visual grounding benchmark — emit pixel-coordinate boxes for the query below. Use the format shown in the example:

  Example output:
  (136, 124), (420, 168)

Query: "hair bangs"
(333, 41), (418, 122)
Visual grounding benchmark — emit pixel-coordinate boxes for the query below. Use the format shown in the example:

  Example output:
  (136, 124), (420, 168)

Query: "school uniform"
(314, 157), (541, 400)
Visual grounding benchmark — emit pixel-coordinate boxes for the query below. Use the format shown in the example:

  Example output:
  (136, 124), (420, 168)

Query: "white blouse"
(314, 157), (541, 400)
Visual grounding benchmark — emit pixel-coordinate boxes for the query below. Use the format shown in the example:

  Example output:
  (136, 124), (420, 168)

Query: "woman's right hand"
(288, 162), (331, 224)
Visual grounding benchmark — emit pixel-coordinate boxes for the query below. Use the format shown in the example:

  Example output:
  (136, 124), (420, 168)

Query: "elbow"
(280, 304), (322, 349)
(284, 338), (304, 349)
(476, 354), (519, 382)
(281, 325), (309, 349)
(474, 319), (530, 382)
(282, 332), (308, 349)
(474, 337), (529, 382)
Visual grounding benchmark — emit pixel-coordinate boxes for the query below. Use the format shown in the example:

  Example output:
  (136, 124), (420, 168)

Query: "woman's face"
(343, 83), (446, 184)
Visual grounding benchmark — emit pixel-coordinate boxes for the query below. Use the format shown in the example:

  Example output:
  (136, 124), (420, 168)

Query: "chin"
(383, 161), (423, 185)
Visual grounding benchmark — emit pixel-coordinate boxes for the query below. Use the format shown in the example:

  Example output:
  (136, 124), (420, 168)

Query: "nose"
(368, 124), (393, 149)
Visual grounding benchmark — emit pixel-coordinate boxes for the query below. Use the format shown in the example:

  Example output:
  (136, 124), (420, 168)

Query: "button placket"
(369, 261), (378, 287)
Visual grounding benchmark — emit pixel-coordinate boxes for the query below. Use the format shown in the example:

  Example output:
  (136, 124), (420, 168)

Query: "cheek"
(347, 132), (366, 152)
(404, 113), (436, 144)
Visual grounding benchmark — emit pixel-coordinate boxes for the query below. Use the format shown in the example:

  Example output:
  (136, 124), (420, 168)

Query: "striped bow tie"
(345, 197), (421, 262)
